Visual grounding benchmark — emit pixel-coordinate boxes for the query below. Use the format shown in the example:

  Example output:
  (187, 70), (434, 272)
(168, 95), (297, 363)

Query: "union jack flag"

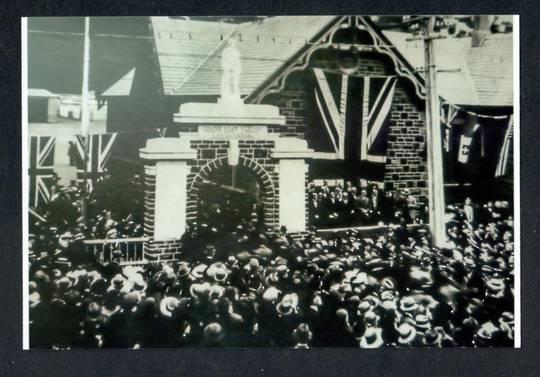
(312, 68), (397, 162)
(495, 115), (514, 177)
(74, 133), (117, 192)
(440, 103), (459, 152)
(28, 136), (56, 207)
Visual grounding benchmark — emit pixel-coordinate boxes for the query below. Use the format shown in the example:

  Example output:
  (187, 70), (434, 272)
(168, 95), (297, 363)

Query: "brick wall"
(185, 138), (279, 229)
(384, 85), (428, 198)
(143, 165), (156, 238)
(144, 239), (183, 262)
(261, 50), (428, 201)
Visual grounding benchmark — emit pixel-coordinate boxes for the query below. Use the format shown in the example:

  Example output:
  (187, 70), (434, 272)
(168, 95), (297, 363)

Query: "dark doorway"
(196, 164), (264, 231)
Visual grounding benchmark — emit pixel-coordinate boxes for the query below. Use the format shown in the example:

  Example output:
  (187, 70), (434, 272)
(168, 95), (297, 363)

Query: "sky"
(26, 17), (269, 95)
(27, 17), (149, 94)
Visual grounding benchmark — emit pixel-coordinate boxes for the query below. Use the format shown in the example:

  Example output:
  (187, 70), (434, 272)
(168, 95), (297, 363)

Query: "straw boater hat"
(499, 312), (514, 338)
(381, 290), (395, 303)
(485, 277), (506, 297)
(159, 296), (180, 317)
(381, 276), (396, 291)
(357, 300), (372, 316)
(262, 286), (281, 303)
(264, 272), (280, 287)
(475, 321), (499, 344)
(29, 291), (41, 308)
(253, 244), (273, 258)
(55, 277), (72, 291)
(130, 274), (148, 292)
(206, 262), (230, 283)
(276, 293), (299, 316)
(364, 310), (380, 326)
(414, 314), (431, 331)
(190, 264), (208, 280)
(110, 273), (126, 291)
(208, 285), (225, 302)
(399, 296), (419, 313)
(189, 282), (211, 299)
(397, 323), (417, 346)
(359, 327), (384, 348)
(122, 291), (141, 308)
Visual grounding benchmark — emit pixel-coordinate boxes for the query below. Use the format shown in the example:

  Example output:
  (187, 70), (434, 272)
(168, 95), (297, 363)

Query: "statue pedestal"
(174, 102), (286, 126)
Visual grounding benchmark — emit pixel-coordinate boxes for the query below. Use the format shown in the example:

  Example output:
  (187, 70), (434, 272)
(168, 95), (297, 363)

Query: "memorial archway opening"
(188, 156), (277, 231)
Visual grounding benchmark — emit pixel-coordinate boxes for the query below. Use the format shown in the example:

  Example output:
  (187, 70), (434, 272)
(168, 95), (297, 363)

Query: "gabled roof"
(101, 17), (513, 108)
(102, 68), (135, 96)
(150, 16), (337, 96)
(28, 88), (59, 98)
(466, 35), (513, 106)
(383, 31), (513, 107)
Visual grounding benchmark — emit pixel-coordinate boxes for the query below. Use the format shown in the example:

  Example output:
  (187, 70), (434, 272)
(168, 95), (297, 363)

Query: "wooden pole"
(81, 17), (90, 226)
(424, 17), (446, 247)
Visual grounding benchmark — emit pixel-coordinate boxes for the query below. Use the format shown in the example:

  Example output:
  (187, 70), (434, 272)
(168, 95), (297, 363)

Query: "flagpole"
(424, 17), (447, 247)
(81, 17), (90, 227)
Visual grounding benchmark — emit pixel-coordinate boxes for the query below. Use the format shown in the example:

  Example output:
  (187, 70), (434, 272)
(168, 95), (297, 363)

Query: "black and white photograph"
(22, 15), (519, 349)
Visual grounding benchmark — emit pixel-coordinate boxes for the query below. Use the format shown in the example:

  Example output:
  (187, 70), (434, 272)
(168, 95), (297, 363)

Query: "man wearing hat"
(396, 322), (422, 347)
(292, 323), (313, 349)
(359, 326), (384, 348)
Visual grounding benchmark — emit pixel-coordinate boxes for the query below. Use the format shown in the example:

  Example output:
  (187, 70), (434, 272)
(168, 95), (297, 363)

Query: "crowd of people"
(308, 180), (427, 228)
(28, 173), (515, 348)
(31, 170), (144, 242)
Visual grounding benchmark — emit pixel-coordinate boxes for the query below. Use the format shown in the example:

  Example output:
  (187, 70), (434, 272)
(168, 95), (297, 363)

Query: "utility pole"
(80, 17), (91, 226)
(423, 16), (447, 247)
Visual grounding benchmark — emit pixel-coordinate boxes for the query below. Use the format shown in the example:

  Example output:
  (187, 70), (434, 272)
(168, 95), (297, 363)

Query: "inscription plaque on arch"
(181, 125), (272, 140)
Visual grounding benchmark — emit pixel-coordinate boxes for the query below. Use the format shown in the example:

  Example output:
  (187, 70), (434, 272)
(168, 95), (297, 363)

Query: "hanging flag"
(28, 136), (56, 207)
(312, 68), (397, 162)
(457, 122), (480, 164)
(440, 103), (459, 152)
(74, 133), (118, 191)
(495, 115), (514, 177)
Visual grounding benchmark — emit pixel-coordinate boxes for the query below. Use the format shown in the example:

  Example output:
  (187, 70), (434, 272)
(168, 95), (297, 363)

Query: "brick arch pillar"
(271, 137), (314, 233)
(139, 137), (197, 261)
(186, 155), (278, 230)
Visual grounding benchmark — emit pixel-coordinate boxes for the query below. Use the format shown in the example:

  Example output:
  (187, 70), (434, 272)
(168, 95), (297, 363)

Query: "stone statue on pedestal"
(220, 38), (242, 103)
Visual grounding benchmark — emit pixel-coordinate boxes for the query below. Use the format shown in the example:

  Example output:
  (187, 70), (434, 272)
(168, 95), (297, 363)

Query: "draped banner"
(28, 136), (56, 207)
(311, 68), (397, 164)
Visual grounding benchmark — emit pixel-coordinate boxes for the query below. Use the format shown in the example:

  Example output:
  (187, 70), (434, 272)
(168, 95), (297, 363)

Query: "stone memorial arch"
(186, 154), (278, 228)
(140, 40), (314, 261)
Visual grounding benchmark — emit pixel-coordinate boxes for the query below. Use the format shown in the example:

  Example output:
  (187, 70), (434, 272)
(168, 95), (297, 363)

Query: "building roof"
(150, 16), (337, 96)
(102, 68), (135, 96)
(102, 17), (513, 107)
(465, 35), (513, 106)
(28, 88), (59, 98)
(383, 31), (513, 107)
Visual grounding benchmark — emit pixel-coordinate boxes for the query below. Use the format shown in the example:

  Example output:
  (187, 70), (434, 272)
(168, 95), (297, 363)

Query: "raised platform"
(174, 101), (286, 125)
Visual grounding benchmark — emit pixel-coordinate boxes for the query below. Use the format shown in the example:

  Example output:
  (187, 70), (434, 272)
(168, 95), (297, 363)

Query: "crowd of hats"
(28, 189), (514, 348)
(308, 180), (427, 228)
